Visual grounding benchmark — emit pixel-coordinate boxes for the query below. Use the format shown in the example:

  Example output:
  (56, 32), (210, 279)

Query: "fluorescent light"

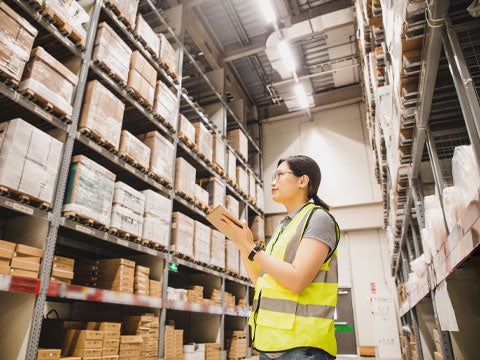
(259, 0), (276, 23)
(278, 41), (296, 72)
(295, 84), (309, 109)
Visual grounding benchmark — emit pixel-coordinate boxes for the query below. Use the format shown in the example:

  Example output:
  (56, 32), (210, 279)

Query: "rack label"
(11, 202), (34, 215)
(117, 239), (129, 247)
(76, 224), (94, 235)
(34, 105), (53, 121)
(88, 140), (103, 154)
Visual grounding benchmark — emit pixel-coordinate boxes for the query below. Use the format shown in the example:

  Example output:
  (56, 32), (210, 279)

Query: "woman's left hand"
(220, 214), (254, 254)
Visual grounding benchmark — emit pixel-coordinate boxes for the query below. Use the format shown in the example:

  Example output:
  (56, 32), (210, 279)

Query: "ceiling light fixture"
(294, 84), (309, 109)
(278, 41), (296, 72)
(259, 0), (276, 23)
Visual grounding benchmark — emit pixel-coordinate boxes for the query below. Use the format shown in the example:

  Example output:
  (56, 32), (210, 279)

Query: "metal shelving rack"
(357, 0), (480, 359)
(0, 0), (263, 358)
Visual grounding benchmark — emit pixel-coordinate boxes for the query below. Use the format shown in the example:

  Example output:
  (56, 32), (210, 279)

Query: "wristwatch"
(248, 244), (261, 261)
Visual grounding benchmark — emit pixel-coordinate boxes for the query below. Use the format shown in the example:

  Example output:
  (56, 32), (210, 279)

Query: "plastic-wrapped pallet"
(442, 186), (465, 231)
(105, 0), (139, 28)
(110, 204), (143, 238)
(227, 149), (236, 183)
(79, 80), (124, 150)
(19, 47), (78, 117)
(193, 122), (213, 163)
(171, 212), (194, 258)
(175, 158), (196, 199)
(239, 258), (248, 279)
(424, 195), (447, 252)
(141, 189), (172, 248)
(139, 131), (175, 184)
(225, 241), (239, 275)
(179, 114), (196, 145)
(194, 221), (211, 264)
(0, 118), (62, 205)
(251, 216), (265, 243)
(93, 22), (132, 84)
(249, 172), (256, 200)
(200, 177), (225, 208)
(184, 343), (205, 360)
(212, 134), (225, 171)
(236, 166), (249, 195)
(63, 155), (116, 227)
(133, 265), (149, 296)
(227, 129), (248, 161)
(210, 230), (225, 270)
(43, 0), (90, 47)
(153, 81), (179, 131)
(195, 184), (209, 206)
(226, 195), (240, 219)
(113, 181), (145, 215)
(452, 145), (480, 207)
(158, 33), (178, 76)
(0, 2), (38, 82)
(128, 50), (157, 106)
(134, 14), (160, 57)
(119, 130), (151, 170)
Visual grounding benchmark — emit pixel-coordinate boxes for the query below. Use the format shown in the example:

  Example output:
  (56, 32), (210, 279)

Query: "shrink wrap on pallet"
(119, 130), (151, 170)
(171, 212), (194, 258)
(43, 0), (89, 46)
(178, 114), (196, 144)
(0, 2), (37, 82)
(452, 145), (480, 207)
(112, 181), (145, 215)
(110, 204), (143, 238)
(105, 0), (139, 28)
(0, 118), (62, 204)
(210, 230), (225, 270)
(128, 51), (157, 106)
(64, 155), (115, 227)
(193, 122), (213, 163)
(153, 81), (179, 131)
(212, 134), (225, 171)
(134, 13), (160, 57)
(194, 221), (211, 264)
(175, 158), (196, 199)
(141, 189), (172, 248)
(79, 80), (124, 150)
(18, 47), (78, 117)
(227, 129), (248, 161)
(93, 22), (132, 84)
(139, 130), (175, 184)
(158, 33), (177, 76)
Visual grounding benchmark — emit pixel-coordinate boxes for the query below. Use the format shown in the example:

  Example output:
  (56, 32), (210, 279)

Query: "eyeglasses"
(271, 170), (294, 182)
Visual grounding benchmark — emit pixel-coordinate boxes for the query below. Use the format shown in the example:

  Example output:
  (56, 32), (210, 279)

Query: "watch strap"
(248, 244), (261, 261)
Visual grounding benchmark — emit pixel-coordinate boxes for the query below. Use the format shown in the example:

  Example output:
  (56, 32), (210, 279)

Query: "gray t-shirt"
(279, 203), (336, 252)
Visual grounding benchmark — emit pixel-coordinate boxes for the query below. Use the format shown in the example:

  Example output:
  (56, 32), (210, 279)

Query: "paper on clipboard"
(206, 205), (243, 240)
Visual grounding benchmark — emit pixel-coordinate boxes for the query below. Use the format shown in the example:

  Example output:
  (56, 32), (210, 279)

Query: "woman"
(221, 155), (340, 360)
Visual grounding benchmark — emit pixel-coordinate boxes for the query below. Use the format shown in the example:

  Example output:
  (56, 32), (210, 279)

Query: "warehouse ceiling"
(156, 0), (361, 121)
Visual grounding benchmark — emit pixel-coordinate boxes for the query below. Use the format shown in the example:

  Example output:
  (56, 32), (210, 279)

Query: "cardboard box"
(37, 348), (61, 359)
(10, 257), (40, 272)
(142, 214), (170, 248)
(139, 131), (175, 184)
(358, 346), (376, 356)
(15, 243), (44, 258)
(212, 135), (225, 170)
(175, 158), (196, 199)
(53, 255), (75, 267)
(153, 81), (178, 131)
(79, 80), (124, 150)
(227, 149), (236, 182)
(236, 166), (249, 195)
(195, 184), (209, 206)
(194, 221), (211, 264)
(128, 51), (156, 106)
(110, 203), (143, 238)
(102, 347), (119, 356)
(0, 2), (38, 81)
(178, 114), (196, 143)
(106, 0), (138, 28)
(226, 195), (240, 219)
(210, 230), (225, 269)
(93, 22), (132, 83)
(9, 267), (39, 278)
(227, 129), (248, 161)
(193, 122), (213, 163)
(171, 212), (194, 258)
(225, 242), (239, 274)
(0, 118), (63, 204)
(0, 264), (10, 274)
(113, 182), (145, 216)
(12, 253), (41, 263)
(134, 14), (159, 57)
(63, 155), (116, 227)
(103, 339), (120, 348)
(119, 130), (151, 170)
(43, 0), (89, 46)
(200, 177), (225, 208)
(0, 247), (14, 259)
(158, 33), (177, 76)
(149, 279), (162, 298)
(19, 47), (78, 116)
(0, 239), (16, 251)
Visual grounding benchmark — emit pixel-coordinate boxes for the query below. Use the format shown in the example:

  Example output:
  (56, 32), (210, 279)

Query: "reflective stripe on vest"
(249, 203), (340, 356)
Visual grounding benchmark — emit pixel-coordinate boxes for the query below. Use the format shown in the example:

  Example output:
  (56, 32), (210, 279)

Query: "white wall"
(261, 102), (401, 358)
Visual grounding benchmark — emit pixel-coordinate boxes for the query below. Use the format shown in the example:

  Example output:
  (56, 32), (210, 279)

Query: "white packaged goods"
(210, 230), (225, 269)
(79, 80), (124, 150)
(227, 149), (236, 182)
(179, 114), (196, 144)
(153, 81), (179, 131)
(442, 186), (465, 230)
(175, 158), (196, 198)
(249, 172), (256, 199)
(236, 166), (249, 194)
(195, 184), (209, 205)
(93, 22), (132, 84)
(143, 214), (170, 247)
(452, 145), (480, 206)
(256, 183), (264, 211)
(193, 122), (213, 163)
(424, 195), (447, 251)
(212, 134), (225, 170)
(113, 181), (145, 216)
(0, 2), (38, 82)
(225, 241), (239, 274)
(128, 50), (157, 106)
(158, 32), (177, 75)
(105, 0), (139, 28)
(251, 216), (265, 243)
(410, 254), (427, 279)
(43, 0), (89, 46)
(110, 204), (143, 238)
(142, 189), (172, 217)
(0, 118), (62, 204)
(134, 13), (160, 57)
(184, 346), (204, 360)
(119, 130), (151, 170)
(18, 47), (78, 117)
(200, 177), (225, 207)
(194, 221), (211, 264)
(226, 195), (240, 219)
(139, 131), (175, 184)
(63, 155), (116, 226)
(171, 212), (194, 258)
(227, 129), (248, 161)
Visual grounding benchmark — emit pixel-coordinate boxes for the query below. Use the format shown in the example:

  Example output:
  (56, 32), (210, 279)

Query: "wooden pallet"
(104, 0), (135, 30)
(24, 0), (43, 11)
(172, 251), (194, 262)
(109, 227), (142, 242)
(142, 240), (168, 252)
(133, 33), (158, 59)
(193, 198), (210, 213)
(178, 132), (199, 152)
(158, 57), (178, 81)
(175, 190), (195, 204)
(21, 88), (72, 123)
(0, 185), (50, 210)
(42, 6), (86, 48)
(93, 59), (127, 88)
(79, 127), (118, 153)
(126, 86), (153, 112)
(63, 211), (108, 230)
(212, 163), (227, 178)
(0, 71), (19, 89)
(148, 172), (173, 189)
(198, 152), (212, 165)
(118, 151), (149, 174)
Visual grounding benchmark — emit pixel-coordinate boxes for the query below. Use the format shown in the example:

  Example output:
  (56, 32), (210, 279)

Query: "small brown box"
(102, 347), (119, 356)
(13, 253), (41, 263)
(53, 255), (75, 267)
(103, 339), (120, 348)
(14, 244), (44, 257)
(9, 267), (38, 278)
(0, 247), (13, 259)
(10, 257), (40, 272)
(86, 322), (121, 332)
(71, 348), (102, 358)
(120, 335), (143, 344)
(0, 264), (10, 274)
(36, 348), (61, 359)
(0, 239), (16, 251)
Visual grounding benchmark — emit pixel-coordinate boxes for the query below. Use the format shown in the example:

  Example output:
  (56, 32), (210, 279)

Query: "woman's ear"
(299, 175), (309, 189)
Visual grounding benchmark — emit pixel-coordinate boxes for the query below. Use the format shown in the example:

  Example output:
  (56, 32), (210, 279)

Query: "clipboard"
(206, 205), (243, 240)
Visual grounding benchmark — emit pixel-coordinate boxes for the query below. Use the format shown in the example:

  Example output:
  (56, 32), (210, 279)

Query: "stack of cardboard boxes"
(212, 135), (226, 173)
(201, 177), (225, 208)
(225, 242), (240, 275)
(153, 81), (179, 131)
(226, 149), (237, 184)
(141, 189), (171, 249)
(227, 129), (248, 162)
(119, 335), (143, 359)
(134, 14), (159, 57)
(36, 348), (61, 360)
(158, 33), (178, 77)
(236, 166), (249, 196)
(171, 212), (194, 258)
(96, 258), (135, 294)
(128, 51), (157, 106)
(111, 182), (145, 239)
(0, 240), (15, 275)
(105, 0), (139, 29)
(194, 221), (211, 265)
(175, 158), (196, 199)
(122, 314), (159, 360)
(193, 122), (213, 163)
(62, 329), (104, 358)
(149, 279), (162, 298)
(51, 256), (75, 284)
(205, 343), (221, 360)
(164, 325), (183, 360)
(139, 131), (175, 185)
(210, 230), (225, 270)
(134, 265), (149, 296)
(186, 285), (205, 304)
(226, 331), (247, 360)
(9, 243), (44, 279)
(119, 130), (151, 171)
(178, 115), (196, 147)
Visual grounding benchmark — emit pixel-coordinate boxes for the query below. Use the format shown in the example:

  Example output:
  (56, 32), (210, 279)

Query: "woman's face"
(270, 162), (300, 204)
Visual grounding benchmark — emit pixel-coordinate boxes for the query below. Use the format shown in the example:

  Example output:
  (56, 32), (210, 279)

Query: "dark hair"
(277, 155), (330, 210)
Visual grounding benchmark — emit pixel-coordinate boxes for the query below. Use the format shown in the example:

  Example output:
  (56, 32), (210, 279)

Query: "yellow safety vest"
(249, 203), (340, 356)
